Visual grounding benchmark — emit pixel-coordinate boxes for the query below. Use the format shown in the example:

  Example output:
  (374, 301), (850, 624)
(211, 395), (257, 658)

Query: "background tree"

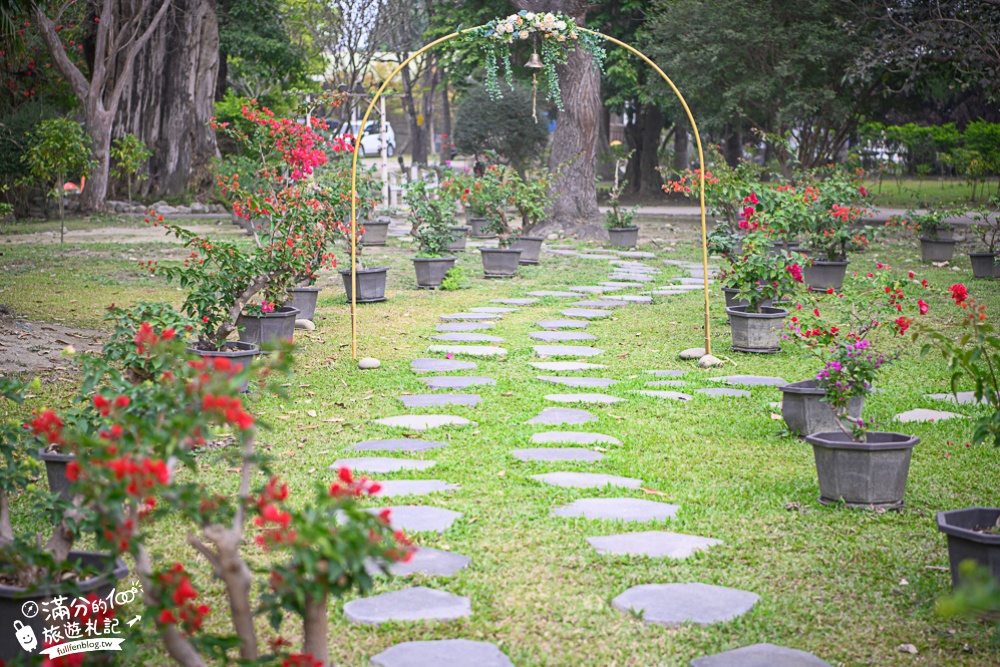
(22, 117), (91, 242)
(453, 84), (548, 174)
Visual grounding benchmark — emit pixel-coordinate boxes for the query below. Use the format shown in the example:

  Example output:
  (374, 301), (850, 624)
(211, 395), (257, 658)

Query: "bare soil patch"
(0, 307), (104, 373)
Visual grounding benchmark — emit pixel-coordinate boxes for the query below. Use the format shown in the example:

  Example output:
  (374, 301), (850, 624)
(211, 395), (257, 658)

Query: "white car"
(337, 120), (395, 158)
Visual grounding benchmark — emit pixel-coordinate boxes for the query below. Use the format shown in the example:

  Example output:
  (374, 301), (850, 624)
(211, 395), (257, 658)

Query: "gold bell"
(525, 51), (543, 69)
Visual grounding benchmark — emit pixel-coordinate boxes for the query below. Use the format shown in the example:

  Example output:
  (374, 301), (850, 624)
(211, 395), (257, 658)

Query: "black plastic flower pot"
(607, 226), (639, 249)
(919, 237), (958, 262)
(237, 306), (300, 347)
(360, 220), (390, 246)
(779, 379), (864, 437)
(726, 305), (788, 353)
(804, 431), (919, 509)
(412, 257), (456, 289)
(187, 341), (260, 393)
(803, 260), (849, 291)
(340, 267), (389, 303)
(447, 226), (469, 253)
(0, 551), (128, 663)
(511, 236), (544, 265)
(969, 252), (999, 279)
(479, 248), (521, 278)
(469, 218), (495, 239)
(937, 507), (1000, 587)
(286, 286), (321, 321)
(38, 449), (75, 501)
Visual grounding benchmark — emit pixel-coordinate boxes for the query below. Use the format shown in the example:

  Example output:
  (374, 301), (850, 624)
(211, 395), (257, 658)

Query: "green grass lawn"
(864, 177), (999, 209)
(2, 229), (1000, 666)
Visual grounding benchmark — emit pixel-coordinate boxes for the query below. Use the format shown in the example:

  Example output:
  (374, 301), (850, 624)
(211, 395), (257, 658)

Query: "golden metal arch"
(348, 25), (711, 358)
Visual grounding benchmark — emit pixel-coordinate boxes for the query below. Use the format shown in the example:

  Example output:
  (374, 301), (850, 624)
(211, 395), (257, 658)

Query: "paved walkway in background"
(601, 204), (990, 226)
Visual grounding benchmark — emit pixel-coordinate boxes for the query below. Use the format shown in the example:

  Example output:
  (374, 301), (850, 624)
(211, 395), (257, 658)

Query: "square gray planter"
(447, 226), (469, 253)
(937, 507), (1000, 587)
(360, 220), (390, 246)
(413, 257), (457, 288)
(287, 286), (321, 321)
(187, 340), (259, 393)
(779, 379), (864, 437)
(805, 431), (919, 509)
(919, 237), (958, 262)
(340, 266), (389, 302)
(479, 248), (521, 278)
(726, 305), (787, 353)
(969, 252), (999, 279)
(237, 305), (300, 346)
(608, 226), (639, 248)
(469, 217), (495, 239)
(511, 236), (544, 264)
(803, 260), (849, 291)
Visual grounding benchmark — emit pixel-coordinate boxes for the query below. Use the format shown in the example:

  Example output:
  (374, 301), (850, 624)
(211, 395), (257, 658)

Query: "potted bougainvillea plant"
(438, 171), (472, 251)
(966, 197), (1000, 279)
(508, 169), (554, 264)
(890, 206), (966, 263)
(784, 265), (931, 508)
(475, 166), (522, 278)
(604, 141), (639, 249)
(405, 178), (458, 288)
(3, 332), (413, 666)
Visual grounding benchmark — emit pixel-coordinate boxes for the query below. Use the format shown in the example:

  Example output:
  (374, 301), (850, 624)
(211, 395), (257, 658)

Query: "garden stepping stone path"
(598, 282), (645, 289)
(439, 313), (498, 321)
(528, 290), (580, 298)
(436, 322), (494, 332)
(894, 408), (965, 422)
(612, 583), (759, 626)
(587, 531), (721, 559)
(348, 439), (448, 453)
(536, 319), (590, 329)
(545, 393), (625, 404)
(925, 391), (984, 404)
(469, 307), (517, 313)
(419, 376), (495, 390)
(529, 331), (598, 342)
(531, 431), (621, 445)
(552, 497), (678, 521)
(371, 415), (474, 430)
(645, 369), (684, 377)
(491, 298), (538, 305)
(430, 333), (504, 343)
(533, 472), (642, 489)
(710, 375), (787, 387)
(645, 380), (688, 387)
(568, 286), (619, 294)
(367, 506), (462, 533)
(381, 546), (472, 577)
(428, 345), (507, 357)
(534, 345), (604, 357)
(512, 448), (604, 462)
(697, 388), (752, 398)
(635, 390), (693, 401)
(343, 586), (471, 625)
(330, 457), (435, 473)
(559, 308), (610, 320)
(373, 480), (459, 497)
(675, 277), (712, 285)
(411, 358), (476, 372)
(690, 643), (834, 667)
(398, 394), (481, 407)
(537, 376), (617, 388)
(609, 273), (655, 282)
(620, 251), (656, 259)
(530, 361), (607, 372)
(604, 295), (653, 304)
(371, 640), (514, 667)
(573, 300), (627, 308)
(526, 407), (596, 425)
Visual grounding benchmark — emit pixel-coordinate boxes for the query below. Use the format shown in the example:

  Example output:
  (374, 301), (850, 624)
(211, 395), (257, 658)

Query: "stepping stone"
(534, 345), (604, 358)
(398, 394), (481, 408)
(343, 586), (471, 625)
(533, 472), (642, 489)
(439, 313), (497, 321)
(537, 376), (618, 388)
(894, 408), (964, 423)
(378, 546), (472, 578)
(620, 251), (656, 259)
(411, 358), (476, 373)
(674, 277), (712, 285)
(645, 369), (685, 377)
(690, 643), (835, 667)
(531, 431), (621, 445)
(469, 307), (517, 313)
(568, 286), (618, 294)
(428, 345), (507, 357)
(367, 506), (462, 533)
(436, 322), (495, 332)
(526, 407), (596, 425)
(544, 249), (580, 257)
(710, 375), (787, 387)
(491, 298), (537, 305)
(645, 380), (688, 387)
(536, 319), (590, 330)
(545, 393), (624, 404)
(419, 376), (495, 390)
(612, 583), (759, 626)
(371, 640), (514, 667)
(603, 295), (653, 304)
(577, 254), (617, 260)
(678, 348), (706, 360)
(372, 415), (474, 430)
(573, 299), (628, 308)
(587, 531), (721, 558)
(512, 448), (604, 462)
(561, 308), (611, 319)
(374, 480), (459, 497)
(635, 390), (693, 401)
(653, 286), (702, 294)
(430, 333), (505, 343)
(330, 457), (436, 473)
(598, 283), (645, 289)
(529, 331), (598, 342)
(925, 391), (984, 405)
(530, 361), (607, 372)
(348, 439), (448, 453)
(527, 290), (580, 298)
(697, 388), (751, 398)
(552, 497), (678, 521)
(608, 274), (656, 282)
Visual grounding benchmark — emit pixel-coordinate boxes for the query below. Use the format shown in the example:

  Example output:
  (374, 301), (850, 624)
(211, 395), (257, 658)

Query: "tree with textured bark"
(33, 0), (172, 211)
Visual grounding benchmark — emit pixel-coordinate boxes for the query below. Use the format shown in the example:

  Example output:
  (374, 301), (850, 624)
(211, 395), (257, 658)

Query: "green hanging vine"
(470, 11), (606, 112)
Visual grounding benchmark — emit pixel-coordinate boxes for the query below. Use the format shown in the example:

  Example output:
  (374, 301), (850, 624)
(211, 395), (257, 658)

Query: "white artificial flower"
(525, 12), (535, 20)
(555, 20), (566, 30)
(519, 29), (528, 39)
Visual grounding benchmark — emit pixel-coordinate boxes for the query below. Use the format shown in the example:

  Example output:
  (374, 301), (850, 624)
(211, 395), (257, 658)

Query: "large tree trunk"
(115, 0), (220, 198)
(83, 109), (114, 211)
(438, 80), (452, 164)
(512, 0), (601, 239)
(672, 123), (688, 176)
(624, 102), (663, 196)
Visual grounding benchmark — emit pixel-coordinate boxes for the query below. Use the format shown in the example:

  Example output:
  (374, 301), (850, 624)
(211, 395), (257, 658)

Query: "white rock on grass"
(358, 357), (381, 370)
(698, 354), (724, 368)
(679, 347), (706, 360)
(294, 319), (315, 331)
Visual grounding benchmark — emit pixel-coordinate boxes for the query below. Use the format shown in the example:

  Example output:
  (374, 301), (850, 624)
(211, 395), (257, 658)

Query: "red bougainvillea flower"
(282, 655), (323, 667)
(918, 299), (929, 315)
(30, 410), (64, 445)
(786, 263), (803, 283)
(950, 283), (968, 307)
(894, 316), (912, 335)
